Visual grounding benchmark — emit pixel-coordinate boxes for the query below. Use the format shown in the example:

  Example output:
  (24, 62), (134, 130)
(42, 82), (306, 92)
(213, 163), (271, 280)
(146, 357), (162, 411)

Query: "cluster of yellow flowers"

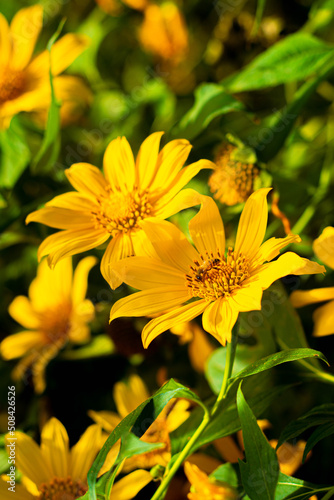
(1, 4), (333, 500)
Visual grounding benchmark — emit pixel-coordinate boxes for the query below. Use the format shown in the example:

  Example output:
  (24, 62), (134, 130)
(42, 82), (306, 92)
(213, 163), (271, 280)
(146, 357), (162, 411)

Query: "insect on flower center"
(0, 69), (26, 103)
(92, 187), (152, 235)
(39, 476), (87, 500)
(186, 248), (249, 301)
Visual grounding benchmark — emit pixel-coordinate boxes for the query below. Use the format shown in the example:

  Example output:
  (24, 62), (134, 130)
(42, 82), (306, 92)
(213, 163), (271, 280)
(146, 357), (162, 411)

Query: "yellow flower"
(110, 188), (325, 347)
(184, 462), (238, 500)
(208, 142), (259, 206)
(26, 132), (212, 289)
(139, 3), (188, 63)
(291, 226), (334, 337)
(0, 5), (90, 129)
(89, 374), (191, 471)
(0, 417), (152, 500)
(0, 257), (96, 393)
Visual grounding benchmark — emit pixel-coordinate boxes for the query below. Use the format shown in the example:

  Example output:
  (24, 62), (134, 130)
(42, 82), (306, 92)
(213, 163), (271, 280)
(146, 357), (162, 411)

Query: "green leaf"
(303, 422), (334, 461)
(0, 117), (31, 188)
(274, 472), (325, 500)
(210, 463), (239, 488)
(174, 83), (244, 140)
(237, 384), (279, 500)
(228, 348), (328, 387)
(222, 33), (334, 92)
(277, 403), (334, 449)
(31, 19), (66, 174)
(87, 379), (207, 500)
(61, 335), (114, 360)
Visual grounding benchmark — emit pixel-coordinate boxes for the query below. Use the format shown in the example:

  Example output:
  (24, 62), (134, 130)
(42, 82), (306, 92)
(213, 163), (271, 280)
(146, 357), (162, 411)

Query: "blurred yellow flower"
(0, 417), (152, 500)
(139, 3), (188, 63)
(0, 5), (90, 129)
(122, 0), (148, 10)
(0, 257), (96, 393)
(89, 374), (190, 471)
(184, 462), (238, 500)
(208, 142), (259, 206)
(95, 0), (123, 15)
(291, 226), (334, 336)
(27, 132), (213, 289)
(110, 189), (324, 347)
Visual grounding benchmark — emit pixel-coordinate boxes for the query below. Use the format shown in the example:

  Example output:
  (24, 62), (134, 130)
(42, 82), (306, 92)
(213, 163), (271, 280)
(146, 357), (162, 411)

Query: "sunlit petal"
(189, 196), (225, 256)
(103, 137), (136, 193)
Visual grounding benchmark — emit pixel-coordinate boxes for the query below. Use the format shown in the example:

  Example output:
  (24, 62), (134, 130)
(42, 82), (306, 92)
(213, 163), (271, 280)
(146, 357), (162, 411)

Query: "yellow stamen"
(91, 187), (152, 236)
(0, 70), (26, 103)
(39, 476), (87, 500)
(186, 248), (249, 301)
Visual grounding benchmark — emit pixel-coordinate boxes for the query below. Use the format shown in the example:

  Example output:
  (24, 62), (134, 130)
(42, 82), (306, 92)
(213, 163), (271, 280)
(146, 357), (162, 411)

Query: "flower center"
(0, 70), (26, 103)
(186, 248), (249, 301)
(38, 303), (72, 344)
(92, 187), (152, 236)
(39, 476), (87, 500)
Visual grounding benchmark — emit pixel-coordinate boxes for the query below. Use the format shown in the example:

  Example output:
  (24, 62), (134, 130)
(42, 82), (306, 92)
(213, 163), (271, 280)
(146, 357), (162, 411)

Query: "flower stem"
(150, 328), (238, 500)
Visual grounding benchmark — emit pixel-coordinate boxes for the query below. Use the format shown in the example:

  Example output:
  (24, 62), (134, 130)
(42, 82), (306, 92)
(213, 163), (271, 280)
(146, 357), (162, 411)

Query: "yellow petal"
(28, 33), (90, 78)
(135, 131), (164, 189)
(187, 453), (223, 474)
(154, 160), (214, 210)
(189, 195), (225, 256)
(103, 137), (136, 193)
(313, 300), (334, 337)
(112, 256), (185, 291)
(251, 233), (301, 268)
(88, 410), (121, 433)
(235, 188), (272, 260)
(11, 430), (51, 485)
(202, 299), (238, 345)
(114, 374), (150, 417)
(214, 436), (244, 463)
(154, 188), (202, 220)
(110, 470), (152, 500)
(65, 163), (108, 200)
(31, 257), (73, 308)
(1, 331), (43, 360)
(270, 439), (306, 476)
(46, 192), (94, 211)
(166, 399), (190, 432)
(142, 300), (207, 348)
(131, 228), (159, 258)
(110, 287), (190, 324)
(251, 252), (325, 290)
(0, 13), (11, 68)
(70, 424), (102, 481)
(313, 226), (334, 269)
(0, 84), (51, 121)
(37, 228), (109, 267)
(8, 296), (39, 329)
(140, 218), (198, 272)
(290, 287), (334, 308)
(41, 418), (70, 478)
(72, 256), (98, 305)
(149, 138), (192, 191)
(26, 207), (93, 229)
(229, 285), (263, 312)
(10, 5), (43, 70)
(0, 478), (34, 500)
(101, 233), (134, 289)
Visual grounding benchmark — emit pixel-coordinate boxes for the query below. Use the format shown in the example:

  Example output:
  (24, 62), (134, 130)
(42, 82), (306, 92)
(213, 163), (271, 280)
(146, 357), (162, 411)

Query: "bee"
(195, 258), (220, 281)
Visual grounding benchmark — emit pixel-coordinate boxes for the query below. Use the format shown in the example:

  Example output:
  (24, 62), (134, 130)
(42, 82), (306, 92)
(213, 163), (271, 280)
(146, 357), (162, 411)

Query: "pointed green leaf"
(303, 422), (334, 461)
(237, 384), (279, 500)
(0, 117), (31, 188)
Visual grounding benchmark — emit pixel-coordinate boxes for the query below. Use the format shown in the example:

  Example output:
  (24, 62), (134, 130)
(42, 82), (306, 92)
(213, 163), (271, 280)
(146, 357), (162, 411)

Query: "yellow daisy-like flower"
(184, 462), (238, 500)
(0, 257), (96, 393)
(291, 226), (334, 337)
(89, 374), (191, 471)
(0, 417), (152, 500)
(110, 188), (325, 347)
(26, 132), (212, 289)
(0, 5), (90, 129)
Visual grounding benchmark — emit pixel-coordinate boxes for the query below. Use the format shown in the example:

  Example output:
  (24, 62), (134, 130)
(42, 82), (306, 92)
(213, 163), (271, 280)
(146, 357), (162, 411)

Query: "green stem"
(321, 487), (334, 500)
(150, 328), (238, 500)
